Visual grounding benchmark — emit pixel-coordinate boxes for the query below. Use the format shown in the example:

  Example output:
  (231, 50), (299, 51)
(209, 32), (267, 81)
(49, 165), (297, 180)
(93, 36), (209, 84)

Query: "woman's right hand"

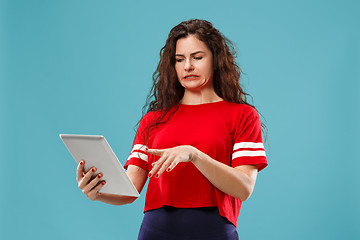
(76, 160), (106, 201)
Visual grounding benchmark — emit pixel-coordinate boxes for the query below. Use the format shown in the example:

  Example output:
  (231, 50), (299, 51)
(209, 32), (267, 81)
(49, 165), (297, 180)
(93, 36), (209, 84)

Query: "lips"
(184, 75), (200, 80)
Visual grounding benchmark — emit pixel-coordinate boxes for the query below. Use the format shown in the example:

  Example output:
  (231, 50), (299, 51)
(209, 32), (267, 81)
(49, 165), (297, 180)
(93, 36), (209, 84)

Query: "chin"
(181, 81), (209, 91)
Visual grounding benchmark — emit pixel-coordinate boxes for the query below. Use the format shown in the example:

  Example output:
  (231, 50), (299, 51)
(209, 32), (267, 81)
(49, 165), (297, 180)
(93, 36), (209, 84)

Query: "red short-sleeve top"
(124, 100), (268, 227)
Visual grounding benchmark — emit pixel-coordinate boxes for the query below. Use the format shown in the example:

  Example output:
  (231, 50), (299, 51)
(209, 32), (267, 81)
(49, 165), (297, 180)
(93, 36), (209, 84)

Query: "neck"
(180, 88), (223, 105)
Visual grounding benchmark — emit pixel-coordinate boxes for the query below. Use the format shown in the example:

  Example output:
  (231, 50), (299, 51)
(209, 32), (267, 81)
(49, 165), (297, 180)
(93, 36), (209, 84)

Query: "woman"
(77, 19), (268, 240)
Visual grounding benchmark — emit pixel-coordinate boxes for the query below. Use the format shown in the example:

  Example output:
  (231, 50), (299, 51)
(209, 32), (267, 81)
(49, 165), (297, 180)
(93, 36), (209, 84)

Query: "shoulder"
(222, 101), (259, 119)
(140, 111), (160, 126)
(139, 107), (171, 127)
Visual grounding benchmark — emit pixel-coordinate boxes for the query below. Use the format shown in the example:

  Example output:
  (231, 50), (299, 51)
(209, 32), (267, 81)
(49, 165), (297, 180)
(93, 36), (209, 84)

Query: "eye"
(176, 58), (184, 62)
(193, 56), (203, 60)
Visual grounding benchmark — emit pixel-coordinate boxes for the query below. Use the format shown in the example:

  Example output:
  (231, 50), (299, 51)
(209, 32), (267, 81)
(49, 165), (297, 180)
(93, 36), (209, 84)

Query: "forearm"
(96, 192), (138, 205)
(192, 150), (256, 201)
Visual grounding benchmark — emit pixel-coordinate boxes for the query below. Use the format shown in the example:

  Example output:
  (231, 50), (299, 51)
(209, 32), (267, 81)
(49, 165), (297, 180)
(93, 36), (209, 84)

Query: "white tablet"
(60, 134), (140, 197)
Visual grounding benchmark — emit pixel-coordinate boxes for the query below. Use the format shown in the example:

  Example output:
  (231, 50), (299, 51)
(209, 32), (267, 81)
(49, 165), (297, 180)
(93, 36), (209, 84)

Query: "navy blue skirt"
(138, 206), (239, 240)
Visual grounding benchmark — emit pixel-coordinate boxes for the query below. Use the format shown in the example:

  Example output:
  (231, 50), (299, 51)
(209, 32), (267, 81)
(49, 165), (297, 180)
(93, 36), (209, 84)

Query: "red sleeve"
(124, 114), (151, 172)
(231, 107), (268, 171)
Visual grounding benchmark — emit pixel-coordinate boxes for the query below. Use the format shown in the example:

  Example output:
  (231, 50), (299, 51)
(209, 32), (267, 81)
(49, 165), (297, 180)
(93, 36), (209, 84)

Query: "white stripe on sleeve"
(127, 152), (148, 162)
(233, 142), (264, 151)
(232, 150), (266, 159)
(132, 144), (148, 152)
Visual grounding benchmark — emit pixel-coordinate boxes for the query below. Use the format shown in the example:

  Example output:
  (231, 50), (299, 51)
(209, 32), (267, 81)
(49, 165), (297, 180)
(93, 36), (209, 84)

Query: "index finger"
(76, 160), (85, 182)
(146, 149), (165, 156)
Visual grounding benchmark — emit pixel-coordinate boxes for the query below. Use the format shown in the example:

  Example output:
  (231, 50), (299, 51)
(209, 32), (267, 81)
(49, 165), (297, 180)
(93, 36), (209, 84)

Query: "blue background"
(1, 0), (359, 239)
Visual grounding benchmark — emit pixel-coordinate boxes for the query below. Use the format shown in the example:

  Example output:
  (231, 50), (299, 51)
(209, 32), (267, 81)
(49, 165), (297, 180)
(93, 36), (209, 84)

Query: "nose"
(184, 59), (194, 71)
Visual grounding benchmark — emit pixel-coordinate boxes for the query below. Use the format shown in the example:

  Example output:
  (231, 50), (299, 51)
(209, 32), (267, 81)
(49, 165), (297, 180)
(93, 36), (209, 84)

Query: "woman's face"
(175, 35), (214, 92)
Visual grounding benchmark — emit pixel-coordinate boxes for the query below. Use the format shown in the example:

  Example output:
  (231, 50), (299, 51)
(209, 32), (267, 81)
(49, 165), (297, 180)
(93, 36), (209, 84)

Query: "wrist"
(190, 146), (202, 163)
(94, 192), (102, 201)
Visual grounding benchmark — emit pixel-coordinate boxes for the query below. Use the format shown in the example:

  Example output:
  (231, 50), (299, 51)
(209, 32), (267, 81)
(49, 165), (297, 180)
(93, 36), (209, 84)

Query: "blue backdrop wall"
(1, 0), (359, 239)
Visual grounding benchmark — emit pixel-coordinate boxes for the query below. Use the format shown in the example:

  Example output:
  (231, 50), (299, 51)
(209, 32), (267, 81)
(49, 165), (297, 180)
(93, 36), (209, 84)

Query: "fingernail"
(80, 161), (84, 165)
(92, 168), (96, 172)
(148, 173), (152, 178)
(98, 173), (102, 178)
(102, 181), (106, 185)
(167, 168), (171, 172)
(155, 174), (159, 178)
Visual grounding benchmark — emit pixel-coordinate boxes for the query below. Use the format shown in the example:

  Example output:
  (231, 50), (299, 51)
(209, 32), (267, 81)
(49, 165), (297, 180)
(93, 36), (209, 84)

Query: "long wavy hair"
(141, 19), (266, 140)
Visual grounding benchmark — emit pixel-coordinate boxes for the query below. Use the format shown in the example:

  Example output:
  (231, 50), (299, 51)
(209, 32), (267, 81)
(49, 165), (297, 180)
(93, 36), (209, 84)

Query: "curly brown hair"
(146, 19), (251, 113)
(141, 19), (266, 141)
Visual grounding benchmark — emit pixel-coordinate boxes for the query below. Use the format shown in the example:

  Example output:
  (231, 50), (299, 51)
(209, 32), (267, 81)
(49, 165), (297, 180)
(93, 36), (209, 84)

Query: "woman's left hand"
(146, 145), (199, 178)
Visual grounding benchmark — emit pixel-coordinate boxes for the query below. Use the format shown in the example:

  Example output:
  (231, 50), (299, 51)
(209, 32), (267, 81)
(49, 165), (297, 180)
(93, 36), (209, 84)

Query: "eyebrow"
(175, 51), (205, 57)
